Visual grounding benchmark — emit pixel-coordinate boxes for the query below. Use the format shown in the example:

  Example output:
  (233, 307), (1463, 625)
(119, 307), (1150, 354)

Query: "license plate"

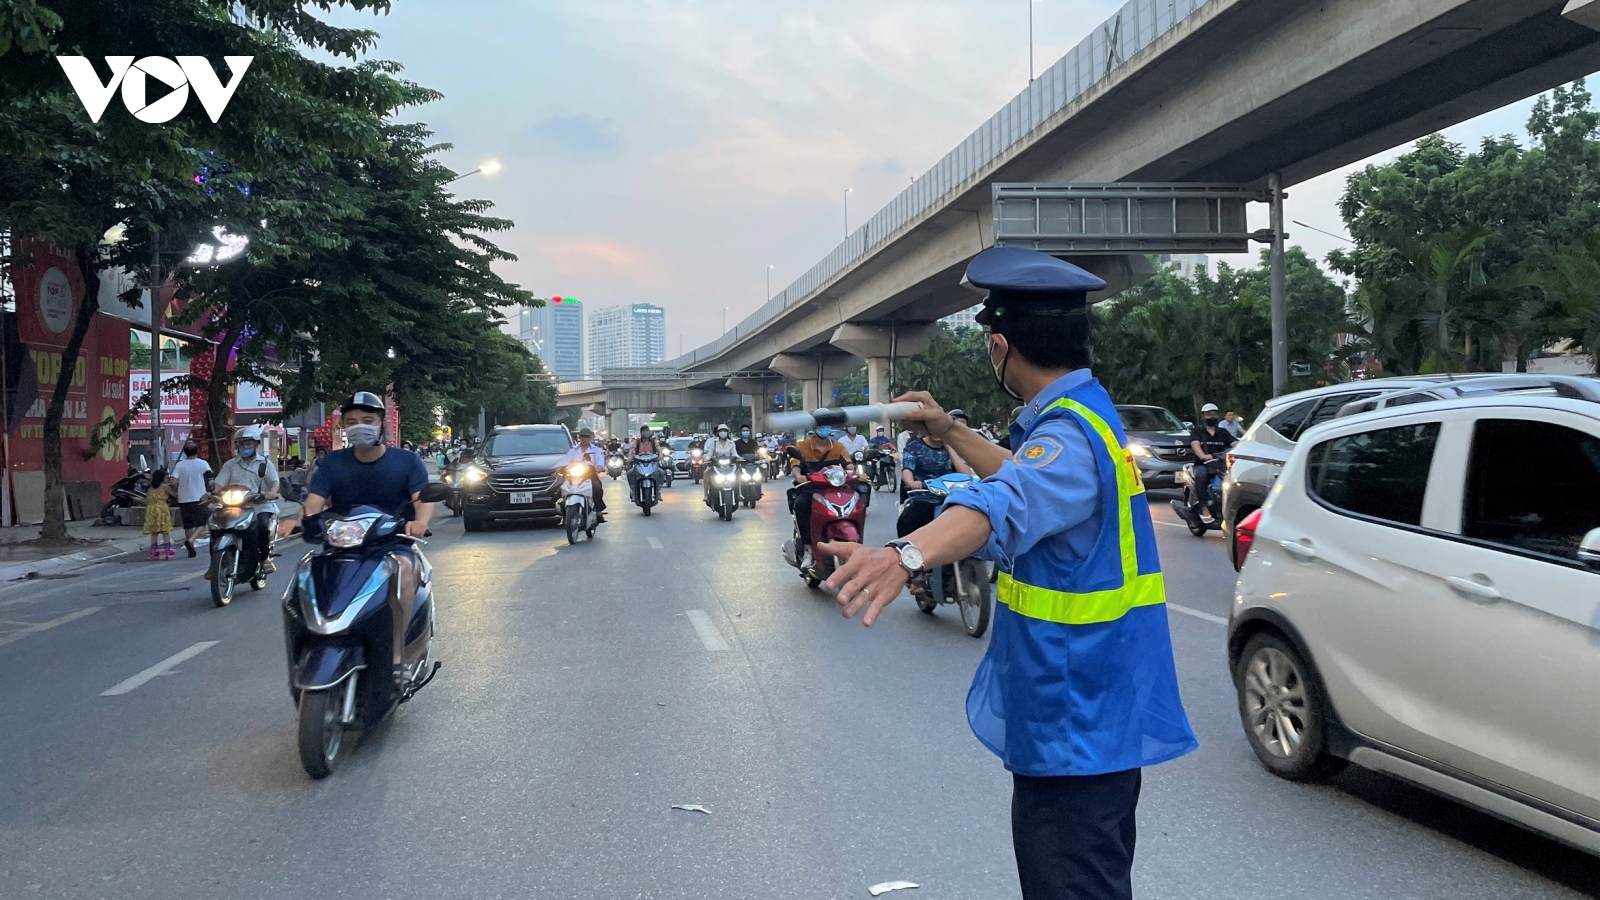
(510, 491), (534, 505)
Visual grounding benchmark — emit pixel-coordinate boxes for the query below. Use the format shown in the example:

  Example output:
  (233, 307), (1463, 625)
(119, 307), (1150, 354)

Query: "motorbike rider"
(787, 424), (852, 560)
(838, 424), (869, 457)
(868, 426), (894, 451)
(302, 392), (433, 539)
(899, 420), (974, 532)
(626, 425), (662, 504)
(556, 427), (608, 520)
(1186, 402), (1235, 523)
(703, 424), (740, 504)
(210, 425), (282, 575)
(735, 424), (762, 467)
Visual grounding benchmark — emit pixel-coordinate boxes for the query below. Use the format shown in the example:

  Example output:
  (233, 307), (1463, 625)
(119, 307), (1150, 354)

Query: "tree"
(1524, 232), (1600, 373)
(893, 325), (1015, 428)
(0, 0), (408, 541)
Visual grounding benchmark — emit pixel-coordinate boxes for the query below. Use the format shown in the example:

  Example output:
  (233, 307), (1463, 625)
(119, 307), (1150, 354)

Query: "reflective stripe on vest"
(996, 398), (1166, 626)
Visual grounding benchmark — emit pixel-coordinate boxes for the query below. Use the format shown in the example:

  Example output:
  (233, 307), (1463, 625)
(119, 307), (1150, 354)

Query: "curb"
(0, 535), (150, 583)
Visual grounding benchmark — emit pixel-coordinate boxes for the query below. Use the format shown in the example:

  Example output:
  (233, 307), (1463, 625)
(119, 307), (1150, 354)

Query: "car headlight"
(825, 468), (847, 487)
(325, 517), (373, 548)
(461, 465), (488, 483)
(219, 487), (250, 507)
(1128, 443), (1151, 458)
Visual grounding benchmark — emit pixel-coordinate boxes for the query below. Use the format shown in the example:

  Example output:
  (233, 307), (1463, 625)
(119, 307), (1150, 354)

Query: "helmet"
(578, 427), (594, 437)
(342, 391), (386, 415)
(1201, 403), (1220, 413)
(948, 408), (968, 420)
(236, 425), (264, 443)
(715, 424), (729, 434)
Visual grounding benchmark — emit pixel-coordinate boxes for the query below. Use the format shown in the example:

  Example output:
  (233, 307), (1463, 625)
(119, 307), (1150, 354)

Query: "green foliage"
(1094, 250), (1351, 420)
(893, 325), (1016, 428)
(1329, 80), (1600, 373)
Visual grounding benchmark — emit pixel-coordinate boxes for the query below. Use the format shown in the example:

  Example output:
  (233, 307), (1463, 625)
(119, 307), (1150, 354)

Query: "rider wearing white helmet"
(214, 424), (283, 571)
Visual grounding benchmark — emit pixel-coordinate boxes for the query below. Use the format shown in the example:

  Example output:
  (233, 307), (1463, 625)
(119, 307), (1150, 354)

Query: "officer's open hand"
(894, 391), (954, 442)
(818, 542), (908, 627)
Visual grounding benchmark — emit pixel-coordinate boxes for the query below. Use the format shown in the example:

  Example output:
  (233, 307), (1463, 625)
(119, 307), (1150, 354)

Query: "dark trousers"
(1012, 769), (1141, 900)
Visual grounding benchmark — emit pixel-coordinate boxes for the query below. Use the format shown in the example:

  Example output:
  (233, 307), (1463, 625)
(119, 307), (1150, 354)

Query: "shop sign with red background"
(8, 239), (131, 485)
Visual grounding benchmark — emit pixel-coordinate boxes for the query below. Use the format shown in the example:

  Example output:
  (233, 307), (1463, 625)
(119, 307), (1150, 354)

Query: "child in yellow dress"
(143, 470), (175, 560)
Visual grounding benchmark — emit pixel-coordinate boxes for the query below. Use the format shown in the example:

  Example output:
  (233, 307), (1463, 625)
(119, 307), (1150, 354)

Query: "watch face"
(898, 543), (925, 572)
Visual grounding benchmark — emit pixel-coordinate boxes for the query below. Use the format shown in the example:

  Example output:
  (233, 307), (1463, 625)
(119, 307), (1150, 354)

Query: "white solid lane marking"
(685, 609), (730, 652)
(0, 607), (101, 648)
(100, 641), (220, 696)
(1168, 603), (1227, 626)
(648, 537), (664, 550)
(170, 569), (206, 583)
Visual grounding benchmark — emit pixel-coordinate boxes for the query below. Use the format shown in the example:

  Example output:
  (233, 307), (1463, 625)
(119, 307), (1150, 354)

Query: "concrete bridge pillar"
(828, 323), (933, 405)
(608, 408), (630, 440)
(771, 353), (862, 421)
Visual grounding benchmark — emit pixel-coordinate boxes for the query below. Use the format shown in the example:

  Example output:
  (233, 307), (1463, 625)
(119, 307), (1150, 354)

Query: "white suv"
(1227, 390), (1600, 855)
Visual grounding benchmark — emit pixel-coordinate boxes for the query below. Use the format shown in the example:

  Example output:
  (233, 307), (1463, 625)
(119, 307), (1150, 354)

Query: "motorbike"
(902, 474), (994, 637)
(755, 446), (777, 481)
(737, 455), (764, 508)
(100, 464), (158, 524)
(606, 452), (625, 480)
(867, 448), (897, 492)
(688, 447), (706, 484)
(559, 463), (601, 544)
(282, 482), (449, 778)
(1171, 458), (1226, 537)
(706, 455), (739, 520)
(207, 487), (275, 607)
(630, 453), (663, 516)
(782, 464), (869, 589)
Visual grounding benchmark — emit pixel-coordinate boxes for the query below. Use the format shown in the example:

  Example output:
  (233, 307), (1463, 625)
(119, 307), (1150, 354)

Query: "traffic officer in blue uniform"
(820, 246), (1197, 900)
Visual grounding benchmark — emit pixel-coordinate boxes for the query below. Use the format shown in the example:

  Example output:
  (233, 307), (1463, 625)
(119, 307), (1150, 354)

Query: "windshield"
(483, 431), (571, 457)
(1118, 407), (1185, 432)
(669, 437), (693, 452)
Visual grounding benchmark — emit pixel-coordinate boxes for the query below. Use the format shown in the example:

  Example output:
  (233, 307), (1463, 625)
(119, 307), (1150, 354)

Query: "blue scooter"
(282, 483), (449, 779)
(901, 473), (994, 637)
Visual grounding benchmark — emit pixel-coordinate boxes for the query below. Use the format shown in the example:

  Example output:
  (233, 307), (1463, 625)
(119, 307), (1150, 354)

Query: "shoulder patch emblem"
(1014, 436), (1063, 468)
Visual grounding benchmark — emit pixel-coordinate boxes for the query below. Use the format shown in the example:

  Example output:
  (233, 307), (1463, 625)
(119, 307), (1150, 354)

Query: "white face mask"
(345, 424), (381, 448)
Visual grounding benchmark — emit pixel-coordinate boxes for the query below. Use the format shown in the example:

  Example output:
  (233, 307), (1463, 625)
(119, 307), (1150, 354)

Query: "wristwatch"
(885, 540), (926, 577)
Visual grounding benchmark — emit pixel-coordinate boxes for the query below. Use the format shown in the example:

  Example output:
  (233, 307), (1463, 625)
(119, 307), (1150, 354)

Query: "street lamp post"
(844, 188), (853, 238)
(448, 159), (503, 184)
(766, 265), (774, 301)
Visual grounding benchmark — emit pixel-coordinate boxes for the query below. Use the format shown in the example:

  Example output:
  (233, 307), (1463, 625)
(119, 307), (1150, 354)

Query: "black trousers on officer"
(1011, 768), (1141, 900)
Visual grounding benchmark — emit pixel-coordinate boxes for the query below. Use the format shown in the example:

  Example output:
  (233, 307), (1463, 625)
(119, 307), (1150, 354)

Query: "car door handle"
(1278, 539), (1318, 560)
(1446, 576), (1502, 602)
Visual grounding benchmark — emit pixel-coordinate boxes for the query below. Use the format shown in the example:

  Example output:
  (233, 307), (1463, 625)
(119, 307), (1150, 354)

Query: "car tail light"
(1226, 453), (1235, 470)
(1233, 509), (1263, 572)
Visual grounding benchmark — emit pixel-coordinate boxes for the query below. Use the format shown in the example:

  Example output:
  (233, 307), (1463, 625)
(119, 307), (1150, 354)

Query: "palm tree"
(1524, 231), (1600, 373)
(1391, 225), (1496, 373)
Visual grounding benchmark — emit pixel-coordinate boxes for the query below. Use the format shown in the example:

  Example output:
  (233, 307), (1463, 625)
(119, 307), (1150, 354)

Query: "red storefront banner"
(8, 238), (131, 486)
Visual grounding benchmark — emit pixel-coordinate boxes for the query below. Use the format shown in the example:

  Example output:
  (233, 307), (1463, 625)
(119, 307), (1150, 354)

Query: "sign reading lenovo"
(57, 56), (252, 123)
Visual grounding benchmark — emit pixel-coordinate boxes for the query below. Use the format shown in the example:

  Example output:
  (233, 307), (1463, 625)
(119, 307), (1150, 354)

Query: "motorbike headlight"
(569, 463), (590, 479)
(325, 517), (373, 549)
(691, 449), (702, 459)
(757, 448), (769, 459)
(717, 458), (730, 466)
(461, 465), (488, 484)
(1128, 442), (1151, 458)
(825, 468), (847, 487)
(219, 488), (250, 508)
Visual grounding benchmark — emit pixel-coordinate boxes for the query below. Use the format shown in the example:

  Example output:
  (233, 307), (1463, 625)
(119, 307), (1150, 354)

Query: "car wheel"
(463, 514), (487, 533)
(1234, 633), (1346, 781)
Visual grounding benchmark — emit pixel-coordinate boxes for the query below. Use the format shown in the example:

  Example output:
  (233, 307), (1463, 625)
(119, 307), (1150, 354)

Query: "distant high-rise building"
(587, 303), (667, 371)
(1163, 253), (1209, 280)
(514, 298), (585, 380)
(940, 304), (982, 330)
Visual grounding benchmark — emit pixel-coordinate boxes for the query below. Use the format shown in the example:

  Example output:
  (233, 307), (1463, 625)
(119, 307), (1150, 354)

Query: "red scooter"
(782, 464), (869, 589)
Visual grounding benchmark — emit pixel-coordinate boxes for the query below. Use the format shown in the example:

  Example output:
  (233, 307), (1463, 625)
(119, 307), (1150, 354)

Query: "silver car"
(1229, 387), (1600, 855)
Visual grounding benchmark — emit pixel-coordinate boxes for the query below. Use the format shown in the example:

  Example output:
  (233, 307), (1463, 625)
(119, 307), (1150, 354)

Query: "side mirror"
(417, 482), (452, 504)
(1579, 528), (1600, 569)
(1182, 421), (1194, 430)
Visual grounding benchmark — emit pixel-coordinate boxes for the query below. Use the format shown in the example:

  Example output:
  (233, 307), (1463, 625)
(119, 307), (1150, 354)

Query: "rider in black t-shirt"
(1186, 402), (1236, 520)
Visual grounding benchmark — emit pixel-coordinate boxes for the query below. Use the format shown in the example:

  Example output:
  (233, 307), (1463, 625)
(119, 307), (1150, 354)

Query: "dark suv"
(457, 425), (573, 532)
(1115, 405), (1193, 489)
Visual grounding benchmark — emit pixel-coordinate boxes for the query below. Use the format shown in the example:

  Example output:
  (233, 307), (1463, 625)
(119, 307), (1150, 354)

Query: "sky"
(326, 0), (1547, 364)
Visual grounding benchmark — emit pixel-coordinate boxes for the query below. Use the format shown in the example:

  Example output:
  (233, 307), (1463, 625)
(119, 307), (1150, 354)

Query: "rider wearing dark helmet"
(302, 392), (433, 540)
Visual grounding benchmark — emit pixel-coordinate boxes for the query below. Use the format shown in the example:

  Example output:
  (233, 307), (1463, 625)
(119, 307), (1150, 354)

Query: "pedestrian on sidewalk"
(143, 470), (175, 560)
(170, 440), (213, 558)
(820, 248), (1196, 900)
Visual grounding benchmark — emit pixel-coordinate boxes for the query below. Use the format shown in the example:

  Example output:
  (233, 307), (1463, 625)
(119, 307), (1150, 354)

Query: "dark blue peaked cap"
(963, 246), (1106, 325)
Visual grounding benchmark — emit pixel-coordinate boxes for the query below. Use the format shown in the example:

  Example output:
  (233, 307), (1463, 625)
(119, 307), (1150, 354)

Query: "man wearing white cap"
(1186, 403), (1235, 524)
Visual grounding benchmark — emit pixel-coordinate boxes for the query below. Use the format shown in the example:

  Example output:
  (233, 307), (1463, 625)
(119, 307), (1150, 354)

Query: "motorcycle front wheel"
(210, 547), (238, 608)
(297, 688), (348, 779)
(956, 560), (993, 638)
(565, 506), (581, 544)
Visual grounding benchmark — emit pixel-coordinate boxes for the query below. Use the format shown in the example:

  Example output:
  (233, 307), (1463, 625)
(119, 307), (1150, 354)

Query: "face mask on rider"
(815, 426), (833, 439)
(345, 424), (381, 448)
(717, 431), (728, 439)
(846, 426), (857, 435)
(987, 333), (1023, 402)
(740, 430), (750, 438)
(238, 445), (256, 459)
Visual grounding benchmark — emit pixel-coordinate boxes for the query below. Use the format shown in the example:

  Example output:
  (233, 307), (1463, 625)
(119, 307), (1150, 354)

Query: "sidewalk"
(0, 502), (303, 582)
